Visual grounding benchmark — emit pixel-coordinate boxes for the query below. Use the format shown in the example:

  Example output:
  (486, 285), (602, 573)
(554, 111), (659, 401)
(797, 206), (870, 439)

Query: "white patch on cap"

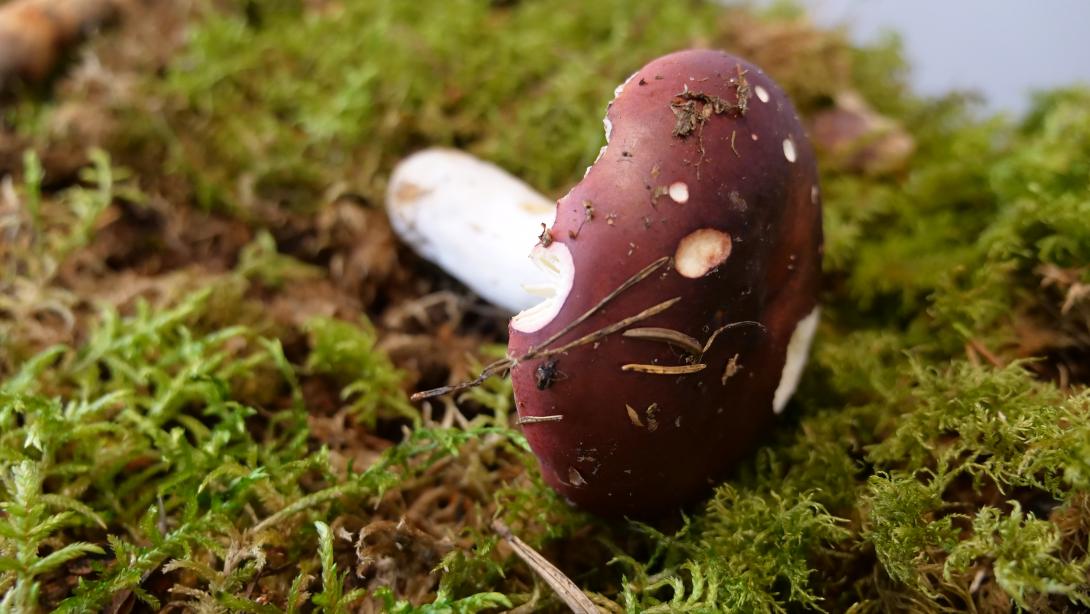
(772, 307), (820, 414)
(783, 137), (797, 163)
(674, 228), (732, 278)
(603, 116), (613, 143)
(811, 185), (819, 205)
(754, 85), (770, 103)
(512, 242), (576, 333)
(668, 181), (689, 203)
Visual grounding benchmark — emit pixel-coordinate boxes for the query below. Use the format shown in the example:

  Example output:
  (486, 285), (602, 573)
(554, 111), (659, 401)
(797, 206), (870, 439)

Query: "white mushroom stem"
(386, 149), (557, 313)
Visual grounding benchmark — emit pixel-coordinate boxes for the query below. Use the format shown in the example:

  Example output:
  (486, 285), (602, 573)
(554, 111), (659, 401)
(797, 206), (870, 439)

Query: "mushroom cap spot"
(754, 85), (770, 103)
(668, 181), (689, 203)
(772, 307), (820, 414)
(783, 137), (797, 163)
(810, 185), (820, 205)
(674, 228), (733, 278)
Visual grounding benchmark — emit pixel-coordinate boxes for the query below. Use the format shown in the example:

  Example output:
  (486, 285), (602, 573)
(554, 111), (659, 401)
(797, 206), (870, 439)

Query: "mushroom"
(0, 0), (119, 89)
(809, 91), (915, 175)
(386, 149), (556, 312)
(507, 50), (823, 516)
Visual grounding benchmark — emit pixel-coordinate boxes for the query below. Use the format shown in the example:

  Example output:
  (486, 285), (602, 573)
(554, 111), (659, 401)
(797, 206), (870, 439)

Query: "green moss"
(0, 279), (538, 610)
(141, 0), (883, 215)
(629, 487), (849, 612)
(865, 473), (958, 589)
(304, 316), (417, 427)
(946, 503), (1090, 610)
(867, 361), (1090, 495)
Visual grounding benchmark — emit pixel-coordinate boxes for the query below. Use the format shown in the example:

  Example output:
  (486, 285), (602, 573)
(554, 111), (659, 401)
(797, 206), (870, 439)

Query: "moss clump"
(0, 270), (550, 611)
(2, 0), (1090, 611)
(134, 0), (885, 215)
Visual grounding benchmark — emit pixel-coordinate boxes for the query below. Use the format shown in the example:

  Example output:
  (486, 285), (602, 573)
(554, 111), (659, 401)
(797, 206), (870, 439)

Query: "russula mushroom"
(386, 149), (556, 312)
(810, 91), (915, 175)
(508, 49), (823, 517)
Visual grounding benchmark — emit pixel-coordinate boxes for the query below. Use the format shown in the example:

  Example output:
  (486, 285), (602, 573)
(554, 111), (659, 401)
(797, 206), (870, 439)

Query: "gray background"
(757, 0), (1090, 115)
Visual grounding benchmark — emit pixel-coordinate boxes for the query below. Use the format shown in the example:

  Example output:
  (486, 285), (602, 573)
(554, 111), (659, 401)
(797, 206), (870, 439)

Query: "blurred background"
(764, 0), (1090, 114)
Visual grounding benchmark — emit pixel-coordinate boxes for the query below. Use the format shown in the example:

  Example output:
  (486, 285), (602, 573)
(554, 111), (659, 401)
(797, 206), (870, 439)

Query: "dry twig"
(412, 258), (675, 401)
(492, 519), (598, 614)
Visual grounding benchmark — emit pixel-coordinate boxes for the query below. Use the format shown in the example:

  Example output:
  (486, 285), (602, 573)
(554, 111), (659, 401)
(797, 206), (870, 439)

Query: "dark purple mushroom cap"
(508, 49), (822, 517)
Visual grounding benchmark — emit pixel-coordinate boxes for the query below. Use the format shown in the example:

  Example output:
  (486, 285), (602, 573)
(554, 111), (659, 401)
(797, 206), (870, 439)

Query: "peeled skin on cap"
(508, 50), (823, 517)
(386, 149), (556, 313)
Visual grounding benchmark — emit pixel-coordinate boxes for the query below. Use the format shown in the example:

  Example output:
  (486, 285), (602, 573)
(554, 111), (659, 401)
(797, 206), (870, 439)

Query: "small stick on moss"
(964, 342), (981, 368)
(517, 414), (563, 424)
(411, 358), (511, 401)
(967, 338), (1004, 368)
(1057, 362), (1071, 391)
(621, 363), (706, 375)
(492, 519), (598, 614)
